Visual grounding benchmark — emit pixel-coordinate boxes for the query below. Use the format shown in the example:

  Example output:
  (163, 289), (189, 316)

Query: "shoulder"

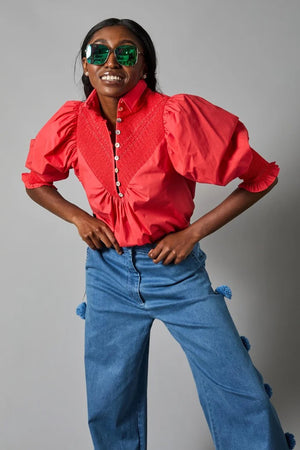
(35, 100), (82, 140)
(47, 100), (82, 124)
(164, 92), (238, 121)
(163, 93), (240, 142)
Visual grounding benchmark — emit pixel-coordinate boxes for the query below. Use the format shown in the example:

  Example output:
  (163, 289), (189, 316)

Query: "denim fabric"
(84, 243), (289, 450)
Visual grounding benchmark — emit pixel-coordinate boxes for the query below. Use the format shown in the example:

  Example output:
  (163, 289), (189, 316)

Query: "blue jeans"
(84, 243), (290, 450)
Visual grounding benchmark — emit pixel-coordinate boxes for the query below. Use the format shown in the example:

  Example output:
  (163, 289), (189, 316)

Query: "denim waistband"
(121, 243), (156, 254)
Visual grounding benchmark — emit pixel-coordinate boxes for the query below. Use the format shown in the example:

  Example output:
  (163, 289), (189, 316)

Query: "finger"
(152, 248), (171, 264)
(90, 233), (104, 249)
(95, 231), (112, 249)
(98, 230), (122, 254)
(85, 236), (98, 250)
(175, 247), (194, 264)
(148, 245), (163, 260)
(102, 227), (123, 254)
(162, 249), (177, 265)
(91, 226), (114, 250)
(174, 253), (186, 265)
(82, 229), (103, 249)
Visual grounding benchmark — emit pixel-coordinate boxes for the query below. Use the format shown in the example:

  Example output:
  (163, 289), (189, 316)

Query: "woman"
(22, 18), (295, 450)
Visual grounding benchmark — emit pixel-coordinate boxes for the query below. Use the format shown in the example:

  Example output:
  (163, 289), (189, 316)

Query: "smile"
(101, 75), (123, 81)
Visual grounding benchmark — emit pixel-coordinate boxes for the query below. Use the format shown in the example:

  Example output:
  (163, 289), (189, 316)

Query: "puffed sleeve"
(163, 94), (279, 192)
(21, 101), (81, 189)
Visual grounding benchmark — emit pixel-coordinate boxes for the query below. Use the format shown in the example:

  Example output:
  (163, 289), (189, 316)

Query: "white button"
(114, 155), (120, 161)
(116, 181), (121, 187)
(118, 192), (124, 198)
(118, 106), (124, 112)
(116, 118), (122, 123)
(115, 142), (120, 148)
(115, 168), (119, 173)
(115, 130), (121, 135)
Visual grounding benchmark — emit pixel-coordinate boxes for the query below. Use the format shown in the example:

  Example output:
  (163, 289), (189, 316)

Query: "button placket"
(113, 151), (121, 195)
(114, 110), (123, 197)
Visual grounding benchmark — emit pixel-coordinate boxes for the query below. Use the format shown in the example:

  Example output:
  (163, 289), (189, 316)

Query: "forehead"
(90, 25), (141, 47)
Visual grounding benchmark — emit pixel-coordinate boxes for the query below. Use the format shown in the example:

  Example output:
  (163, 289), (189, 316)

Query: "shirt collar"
(84, 79), (148, 115)
(120, 79), (148, 112)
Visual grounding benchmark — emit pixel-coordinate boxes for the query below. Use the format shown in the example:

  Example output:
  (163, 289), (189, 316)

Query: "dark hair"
(79, 18), (158, 98)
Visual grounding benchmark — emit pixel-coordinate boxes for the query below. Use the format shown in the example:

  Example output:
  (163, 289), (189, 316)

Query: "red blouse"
(22, 80), (279, 246)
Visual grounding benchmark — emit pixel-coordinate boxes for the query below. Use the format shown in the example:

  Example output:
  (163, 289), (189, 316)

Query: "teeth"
(101, 75), (122, 81)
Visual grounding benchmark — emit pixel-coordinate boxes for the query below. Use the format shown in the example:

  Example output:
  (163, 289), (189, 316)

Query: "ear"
(82, 57), (88, 75)
(141, 62), (147, 80)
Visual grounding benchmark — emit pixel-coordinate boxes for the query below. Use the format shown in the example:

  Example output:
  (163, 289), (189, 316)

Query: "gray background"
(1, 0), (299, 449)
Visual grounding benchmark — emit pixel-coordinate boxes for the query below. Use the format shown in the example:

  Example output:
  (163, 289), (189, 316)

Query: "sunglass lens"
(87, 44), (109, 65)
(115, 45), (138, 66)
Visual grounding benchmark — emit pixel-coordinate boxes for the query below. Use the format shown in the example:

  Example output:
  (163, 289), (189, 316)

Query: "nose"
(105, 50), (121, 67)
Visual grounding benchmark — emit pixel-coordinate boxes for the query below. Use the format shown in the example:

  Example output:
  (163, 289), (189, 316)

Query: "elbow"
(25, 187), (33, 197)
(25, 187), (38, 199)
(259, 176), (278, 196)
(271, 176), (278, 187)
(268, 176), (278, 191)
(25, 185), (50, 201)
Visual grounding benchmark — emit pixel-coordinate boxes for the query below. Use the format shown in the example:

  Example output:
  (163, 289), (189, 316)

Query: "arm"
(26, 186), (123, 253)
(148, 178), (278, 265)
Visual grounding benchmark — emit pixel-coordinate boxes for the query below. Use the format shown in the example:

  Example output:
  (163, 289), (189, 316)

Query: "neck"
(98, 95), (119, 128)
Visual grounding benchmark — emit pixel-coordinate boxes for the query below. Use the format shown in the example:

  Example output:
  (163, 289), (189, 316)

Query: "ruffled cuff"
(21, 172), (57, 190)
(238, 161), (279, 192)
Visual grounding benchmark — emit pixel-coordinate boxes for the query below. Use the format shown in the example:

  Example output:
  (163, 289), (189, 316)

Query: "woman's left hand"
(148, 180), (279, 266)
(148, 227), (199, 265)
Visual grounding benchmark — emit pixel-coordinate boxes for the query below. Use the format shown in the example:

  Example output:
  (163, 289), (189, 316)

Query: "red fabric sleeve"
(21, 101), (81, 189)
(164, 94), (279, 192)
(237, 149), (279, 192)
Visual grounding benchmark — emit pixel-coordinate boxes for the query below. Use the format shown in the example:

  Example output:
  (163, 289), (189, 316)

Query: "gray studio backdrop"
(1, 0), (299, 449)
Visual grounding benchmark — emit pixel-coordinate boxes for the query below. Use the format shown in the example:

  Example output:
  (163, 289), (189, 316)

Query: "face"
(82, 25), (146, 101)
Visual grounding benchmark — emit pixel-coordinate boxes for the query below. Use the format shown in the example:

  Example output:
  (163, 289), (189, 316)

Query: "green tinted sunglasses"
(85, 44), (143, 66)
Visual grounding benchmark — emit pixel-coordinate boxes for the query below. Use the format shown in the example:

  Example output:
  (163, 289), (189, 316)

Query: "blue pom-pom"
(264, 383), (273, 398)
(285, 432), (296, 449)
(76, 302), (87, 319)
(215, 285), (232, 299)
(240, 335), (251, 352)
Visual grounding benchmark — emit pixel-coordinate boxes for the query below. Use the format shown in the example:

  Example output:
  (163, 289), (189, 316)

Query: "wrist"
(184, 223), (203, 243)
(70, 209), (91, 227)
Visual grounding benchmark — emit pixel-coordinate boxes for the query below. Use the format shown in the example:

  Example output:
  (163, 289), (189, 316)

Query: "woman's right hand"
(73, 213), (123, 253)
(25, 186), (122, 254)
